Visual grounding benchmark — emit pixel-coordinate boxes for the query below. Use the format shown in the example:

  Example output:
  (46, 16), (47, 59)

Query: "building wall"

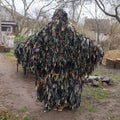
(0, 23), (16, 48)
(1, 32), (15, 48)
(0, 6), (14, 21)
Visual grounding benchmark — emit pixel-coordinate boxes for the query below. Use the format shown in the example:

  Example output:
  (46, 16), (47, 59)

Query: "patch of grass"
(23, 115), (31, 120)
(108, 71), (113, 75)
(17, 107), (27, 113)
(0, 113), (31, 120)
(0, 113), (20, 120)
(114, 75), (120, 81)
(5, 49), (14, 56)
(107, 111), (120, 120)
(114, 118), (120, 120)
(78, 85), (112, 114)
(4, 49), (16, 60)
(83, 85), (112, 102)
(92, 71), (101, 76)
(87, 105), (96, 112)
(0, 106), (31, 120)
(81, 85), (113, 107)
(94, 88), (111, 99)
(78, 66), (120, 115)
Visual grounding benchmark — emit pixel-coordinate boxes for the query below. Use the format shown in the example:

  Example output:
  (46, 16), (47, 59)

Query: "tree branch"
(25, 0), (34, 13)
(95, 0), (120, 23)
(77, 0), (86, 23)
(115, 4), (120, 16)
(36, 0), (54, 20)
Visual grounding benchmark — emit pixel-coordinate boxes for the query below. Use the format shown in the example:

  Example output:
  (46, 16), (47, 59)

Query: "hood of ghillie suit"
(36, 9), (75, 44)
(52, 9), (68, 24)
(41, 9), (75, 44)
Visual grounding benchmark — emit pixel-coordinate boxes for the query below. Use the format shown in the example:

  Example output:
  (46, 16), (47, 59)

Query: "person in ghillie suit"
(15, 9), (104, 112)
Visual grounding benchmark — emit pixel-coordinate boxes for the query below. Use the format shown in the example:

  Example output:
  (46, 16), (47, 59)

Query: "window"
(1, 25), (12, 32)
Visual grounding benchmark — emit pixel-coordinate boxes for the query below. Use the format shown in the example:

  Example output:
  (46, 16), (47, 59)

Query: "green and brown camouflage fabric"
(15, 9), (104, 112)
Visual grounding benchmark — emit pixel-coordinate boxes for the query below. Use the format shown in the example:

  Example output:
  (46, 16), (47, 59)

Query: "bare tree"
(66, 0), (85, 22)
(95, 0), (120, 23)
(0, 0), (60, 35)
(31, 0), (60, 32)
(53, 0), (86, 23)
(1, 0), (35, 36)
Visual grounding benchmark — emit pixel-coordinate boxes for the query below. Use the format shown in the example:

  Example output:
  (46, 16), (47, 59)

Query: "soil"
(0, 53), (120, 120)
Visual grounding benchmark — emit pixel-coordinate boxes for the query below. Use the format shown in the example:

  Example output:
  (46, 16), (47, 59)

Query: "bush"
(14, 35), (27, 45)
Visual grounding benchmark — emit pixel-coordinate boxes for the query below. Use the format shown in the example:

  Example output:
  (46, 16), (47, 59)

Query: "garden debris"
(0, 105), (8, 117)
(85, 76), (113, 87)
(14, 9), (103, 112)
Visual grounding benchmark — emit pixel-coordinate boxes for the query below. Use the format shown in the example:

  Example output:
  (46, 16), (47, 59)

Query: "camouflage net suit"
(15, 9), (104, 112)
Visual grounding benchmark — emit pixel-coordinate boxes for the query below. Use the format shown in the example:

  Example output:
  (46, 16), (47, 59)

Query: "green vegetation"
(78, 65), (120, 116)
(0, 113), (20, 120)
(77, 84), (113, 113)
(0, 114), (31, 120)
(87, 105), (96, 112)
(82, 87), (111, 106)
(5, 49), (14, 56)
(114, 118), (120, 120)
(92, 71), (101, 76)
(4, 49), (16, 60)
(115, 75), (120, 81)
(0, 108), (31, 120)
(23, 116), (31, 120)
(14, 35), (26, 44)
(17, 107), (27, 113)
(107, 111), (120, 120)
(90, 88), (111, 99)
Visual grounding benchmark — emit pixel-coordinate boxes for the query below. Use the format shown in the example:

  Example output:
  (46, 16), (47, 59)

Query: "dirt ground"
(0, 53), (120, 120)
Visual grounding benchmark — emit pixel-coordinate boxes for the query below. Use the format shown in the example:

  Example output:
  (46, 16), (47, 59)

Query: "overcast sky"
(1, 0), (109, 23)
(13, 0), (103, 18)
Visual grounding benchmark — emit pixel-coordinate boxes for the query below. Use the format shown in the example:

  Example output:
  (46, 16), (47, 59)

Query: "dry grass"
(104, 50), (120, 60)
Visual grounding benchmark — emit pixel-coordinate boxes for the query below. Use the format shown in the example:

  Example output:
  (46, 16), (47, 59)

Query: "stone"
(92, 79), (99, 87)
